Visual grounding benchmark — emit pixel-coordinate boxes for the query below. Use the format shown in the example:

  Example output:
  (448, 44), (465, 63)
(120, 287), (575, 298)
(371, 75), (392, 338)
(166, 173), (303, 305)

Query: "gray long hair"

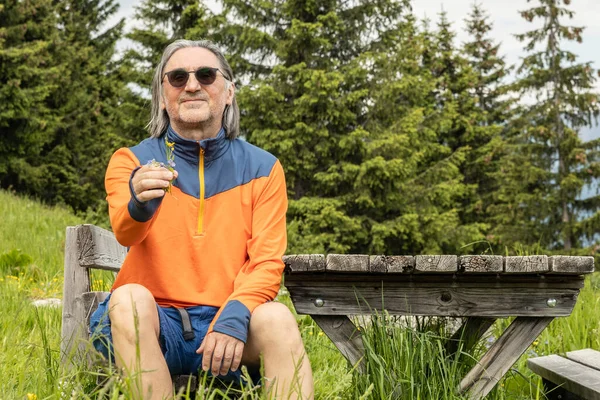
(147, 39), (240, 139)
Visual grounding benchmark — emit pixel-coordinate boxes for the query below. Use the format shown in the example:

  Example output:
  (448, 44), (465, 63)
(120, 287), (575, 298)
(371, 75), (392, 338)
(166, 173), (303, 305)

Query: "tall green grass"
(0, 189), (598, 399)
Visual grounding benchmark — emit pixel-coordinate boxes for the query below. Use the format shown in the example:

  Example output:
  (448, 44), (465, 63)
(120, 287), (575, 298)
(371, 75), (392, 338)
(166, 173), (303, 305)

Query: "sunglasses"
(162, 67), (229, 88)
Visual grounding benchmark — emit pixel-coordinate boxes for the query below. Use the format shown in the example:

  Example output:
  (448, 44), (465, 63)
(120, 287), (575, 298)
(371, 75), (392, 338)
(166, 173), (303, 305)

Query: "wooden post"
(459, 317), (554, 399)
(446, 317), (496, 356)
(311, 315), (366, 372)
(61, 226), (91, 366)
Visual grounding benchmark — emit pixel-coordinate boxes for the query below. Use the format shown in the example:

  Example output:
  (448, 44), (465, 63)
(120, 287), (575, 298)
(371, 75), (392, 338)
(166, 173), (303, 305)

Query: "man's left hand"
(196, 332), (244, 376)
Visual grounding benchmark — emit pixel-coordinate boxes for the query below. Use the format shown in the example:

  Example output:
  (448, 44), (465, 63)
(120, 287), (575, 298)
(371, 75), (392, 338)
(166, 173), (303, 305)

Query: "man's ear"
(226, 81), (235, 105)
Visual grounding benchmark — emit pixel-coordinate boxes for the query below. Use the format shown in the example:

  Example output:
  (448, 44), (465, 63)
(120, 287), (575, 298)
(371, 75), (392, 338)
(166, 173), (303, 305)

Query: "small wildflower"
(27, 393), (37, 400)
(318, 332), (324, 336)
(146, 138), (177, 194)
(532, 340), (539, 347)
(308, 331), (313, 335)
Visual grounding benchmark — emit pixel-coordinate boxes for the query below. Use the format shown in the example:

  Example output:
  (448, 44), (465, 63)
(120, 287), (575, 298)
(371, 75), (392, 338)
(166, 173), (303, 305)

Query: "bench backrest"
(61, 224), (126, 366)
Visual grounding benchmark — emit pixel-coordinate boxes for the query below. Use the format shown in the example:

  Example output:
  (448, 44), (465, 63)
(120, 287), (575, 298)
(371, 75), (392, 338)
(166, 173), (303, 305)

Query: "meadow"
(0, 189), (598, 399)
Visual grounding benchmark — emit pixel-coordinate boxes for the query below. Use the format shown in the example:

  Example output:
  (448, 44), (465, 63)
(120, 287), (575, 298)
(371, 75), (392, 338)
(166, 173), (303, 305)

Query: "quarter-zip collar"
(166, 125), (230, 165)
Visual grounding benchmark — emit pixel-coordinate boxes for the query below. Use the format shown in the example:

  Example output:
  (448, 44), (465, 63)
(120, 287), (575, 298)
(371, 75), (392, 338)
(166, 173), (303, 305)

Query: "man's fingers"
(136, 189), (166, 202)
(137, 179), (171, 193)
(230, 342), (244, 372)
(219, 343), (236, 376)
(211, 341), (226, 376)
(201, 335), (215, 372)
(140, 170), (175, 181)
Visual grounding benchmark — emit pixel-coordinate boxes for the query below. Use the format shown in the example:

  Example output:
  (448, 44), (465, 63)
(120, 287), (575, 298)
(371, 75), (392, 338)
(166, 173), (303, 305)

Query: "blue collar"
(166, 125), (230, 164)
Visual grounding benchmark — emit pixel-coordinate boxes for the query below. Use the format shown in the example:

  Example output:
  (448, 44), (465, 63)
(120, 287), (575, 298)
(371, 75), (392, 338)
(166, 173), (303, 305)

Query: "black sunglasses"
(162, 67), (229, 88)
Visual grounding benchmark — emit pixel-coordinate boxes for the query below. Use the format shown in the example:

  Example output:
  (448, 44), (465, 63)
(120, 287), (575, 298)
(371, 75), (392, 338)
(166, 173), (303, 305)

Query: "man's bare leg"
(243, 302), (314, 399)
(109, 283), (172, 399)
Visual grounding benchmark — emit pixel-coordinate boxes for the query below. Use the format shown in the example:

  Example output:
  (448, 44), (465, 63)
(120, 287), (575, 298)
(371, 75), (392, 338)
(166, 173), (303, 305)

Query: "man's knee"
(109, 284), (159, 341)
(249, 302), (302, 348)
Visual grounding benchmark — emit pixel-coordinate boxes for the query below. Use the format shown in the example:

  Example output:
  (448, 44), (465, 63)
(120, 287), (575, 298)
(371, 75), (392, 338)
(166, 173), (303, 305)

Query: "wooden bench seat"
(528, 349), (600, 400)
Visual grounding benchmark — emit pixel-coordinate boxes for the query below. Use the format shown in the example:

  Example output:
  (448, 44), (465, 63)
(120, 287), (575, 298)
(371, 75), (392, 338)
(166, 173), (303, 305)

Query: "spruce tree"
(356, 11), (492, 255)
(492, 0), (600, 251)
(461, 4), (515, 251)
(0, 0), (60, 193)
(0, 0), (129, 215)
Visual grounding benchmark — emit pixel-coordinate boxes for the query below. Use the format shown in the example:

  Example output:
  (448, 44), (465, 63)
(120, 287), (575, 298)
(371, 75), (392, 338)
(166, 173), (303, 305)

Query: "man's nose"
(185, 72), (202, 91)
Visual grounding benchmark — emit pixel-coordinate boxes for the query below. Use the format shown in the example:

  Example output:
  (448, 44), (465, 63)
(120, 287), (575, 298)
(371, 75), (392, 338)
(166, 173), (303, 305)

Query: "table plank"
(460, 256), (503, 273)
(500, 255), (549, 273)
(460, 317), (554, 400)
(415, 255), (457, 273)
(549, 256), (595, 274)
(287, 283), (580, 317)
(369, 255), (415, 273)
(285, 273), (584, 288)
(528, 355), (600, 400)
(283, 254), (325, 272)
(567, 349), (600, 371)
(326, 254), (369, 272)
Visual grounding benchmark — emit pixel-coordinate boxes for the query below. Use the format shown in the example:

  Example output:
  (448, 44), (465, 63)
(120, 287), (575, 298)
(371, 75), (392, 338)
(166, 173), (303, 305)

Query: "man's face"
(161, 47), (234, 134)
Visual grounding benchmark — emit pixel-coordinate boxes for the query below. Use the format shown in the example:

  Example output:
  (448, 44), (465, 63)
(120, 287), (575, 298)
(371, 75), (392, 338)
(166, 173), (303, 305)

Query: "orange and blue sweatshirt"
(105, 125), (288, 343)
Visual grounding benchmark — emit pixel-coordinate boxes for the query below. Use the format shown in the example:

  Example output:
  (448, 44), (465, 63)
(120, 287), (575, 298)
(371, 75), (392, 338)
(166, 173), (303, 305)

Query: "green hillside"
(0, 190), (82, 280)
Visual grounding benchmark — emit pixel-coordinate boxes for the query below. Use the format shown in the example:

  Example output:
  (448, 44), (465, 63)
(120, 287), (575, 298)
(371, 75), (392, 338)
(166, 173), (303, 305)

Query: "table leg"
(446, 317), (497, 356)
(458, 317), (554, 400)
(311, 315), (365, 372)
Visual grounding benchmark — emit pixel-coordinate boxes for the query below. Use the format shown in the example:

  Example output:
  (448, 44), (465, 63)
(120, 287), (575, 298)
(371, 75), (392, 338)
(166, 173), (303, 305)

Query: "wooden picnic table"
(283, 254), (595, 400)
(61, 225), (595, 398)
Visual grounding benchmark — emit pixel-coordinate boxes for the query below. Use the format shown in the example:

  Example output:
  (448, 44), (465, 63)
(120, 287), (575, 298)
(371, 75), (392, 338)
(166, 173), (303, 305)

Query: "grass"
(0, 189), (598, 399)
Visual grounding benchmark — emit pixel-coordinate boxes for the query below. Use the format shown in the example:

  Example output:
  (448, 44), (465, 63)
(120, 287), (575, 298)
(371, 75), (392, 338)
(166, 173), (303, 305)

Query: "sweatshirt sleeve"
(208, 160), (288, 342)
(105, 148), (164, 247)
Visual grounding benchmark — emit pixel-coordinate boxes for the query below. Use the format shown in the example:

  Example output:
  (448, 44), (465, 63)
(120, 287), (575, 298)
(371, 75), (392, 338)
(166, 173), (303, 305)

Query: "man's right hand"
(131, 165), (178, 202)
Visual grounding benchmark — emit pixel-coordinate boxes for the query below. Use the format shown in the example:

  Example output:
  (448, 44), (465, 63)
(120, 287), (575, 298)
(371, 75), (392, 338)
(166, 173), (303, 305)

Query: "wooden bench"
(60, 224), (197, 394)
(528, 349), (600, 400)
(283, 254), (595, 400)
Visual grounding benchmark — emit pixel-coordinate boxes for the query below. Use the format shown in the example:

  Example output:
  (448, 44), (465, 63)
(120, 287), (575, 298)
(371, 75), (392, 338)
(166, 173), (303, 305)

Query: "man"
(90, 39), (314, 399)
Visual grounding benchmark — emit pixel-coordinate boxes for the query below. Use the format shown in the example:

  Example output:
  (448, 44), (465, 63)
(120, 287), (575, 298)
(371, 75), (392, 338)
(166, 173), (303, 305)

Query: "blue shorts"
(89, 293), (260, 384)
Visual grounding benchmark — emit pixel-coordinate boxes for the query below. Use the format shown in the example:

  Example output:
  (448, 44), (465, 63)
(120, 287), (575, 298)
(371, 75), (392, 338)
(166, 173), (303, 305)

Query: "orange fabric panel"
(106, 148), (287, 315)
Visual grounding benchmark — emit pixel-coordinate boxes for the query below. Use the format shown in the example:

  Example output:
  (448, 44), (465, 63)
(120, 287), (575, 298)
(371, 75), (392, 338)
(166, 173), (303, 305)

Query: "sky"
(108, 0), (600, 141)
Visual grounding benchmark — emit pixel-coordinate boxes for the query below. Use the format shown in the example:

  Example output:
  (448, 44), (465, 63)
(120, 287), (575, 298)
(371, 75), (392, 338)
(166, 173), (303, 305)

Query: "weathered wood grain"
(61, 226), (92, 366)
(283, 254), (325, 272)
(460, 256), (503, 273)
(566, 349), (600, 371)
(326, 254), (369, 272)
(460, 317), (554, 400)
(415, 255), (457, 273)
(80, 291), (110, 327)
(77, 224), (126, 272)
(284, 273), (584, 289)
(369, 255), (415, 273)
(528, 355), (600, 400)
(446, 317), (496, 355)
(549, 256), (595, 274)
(287, 281), (580, 317)
(505, 255), (548, 273)
(311, 315), (365, 372)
